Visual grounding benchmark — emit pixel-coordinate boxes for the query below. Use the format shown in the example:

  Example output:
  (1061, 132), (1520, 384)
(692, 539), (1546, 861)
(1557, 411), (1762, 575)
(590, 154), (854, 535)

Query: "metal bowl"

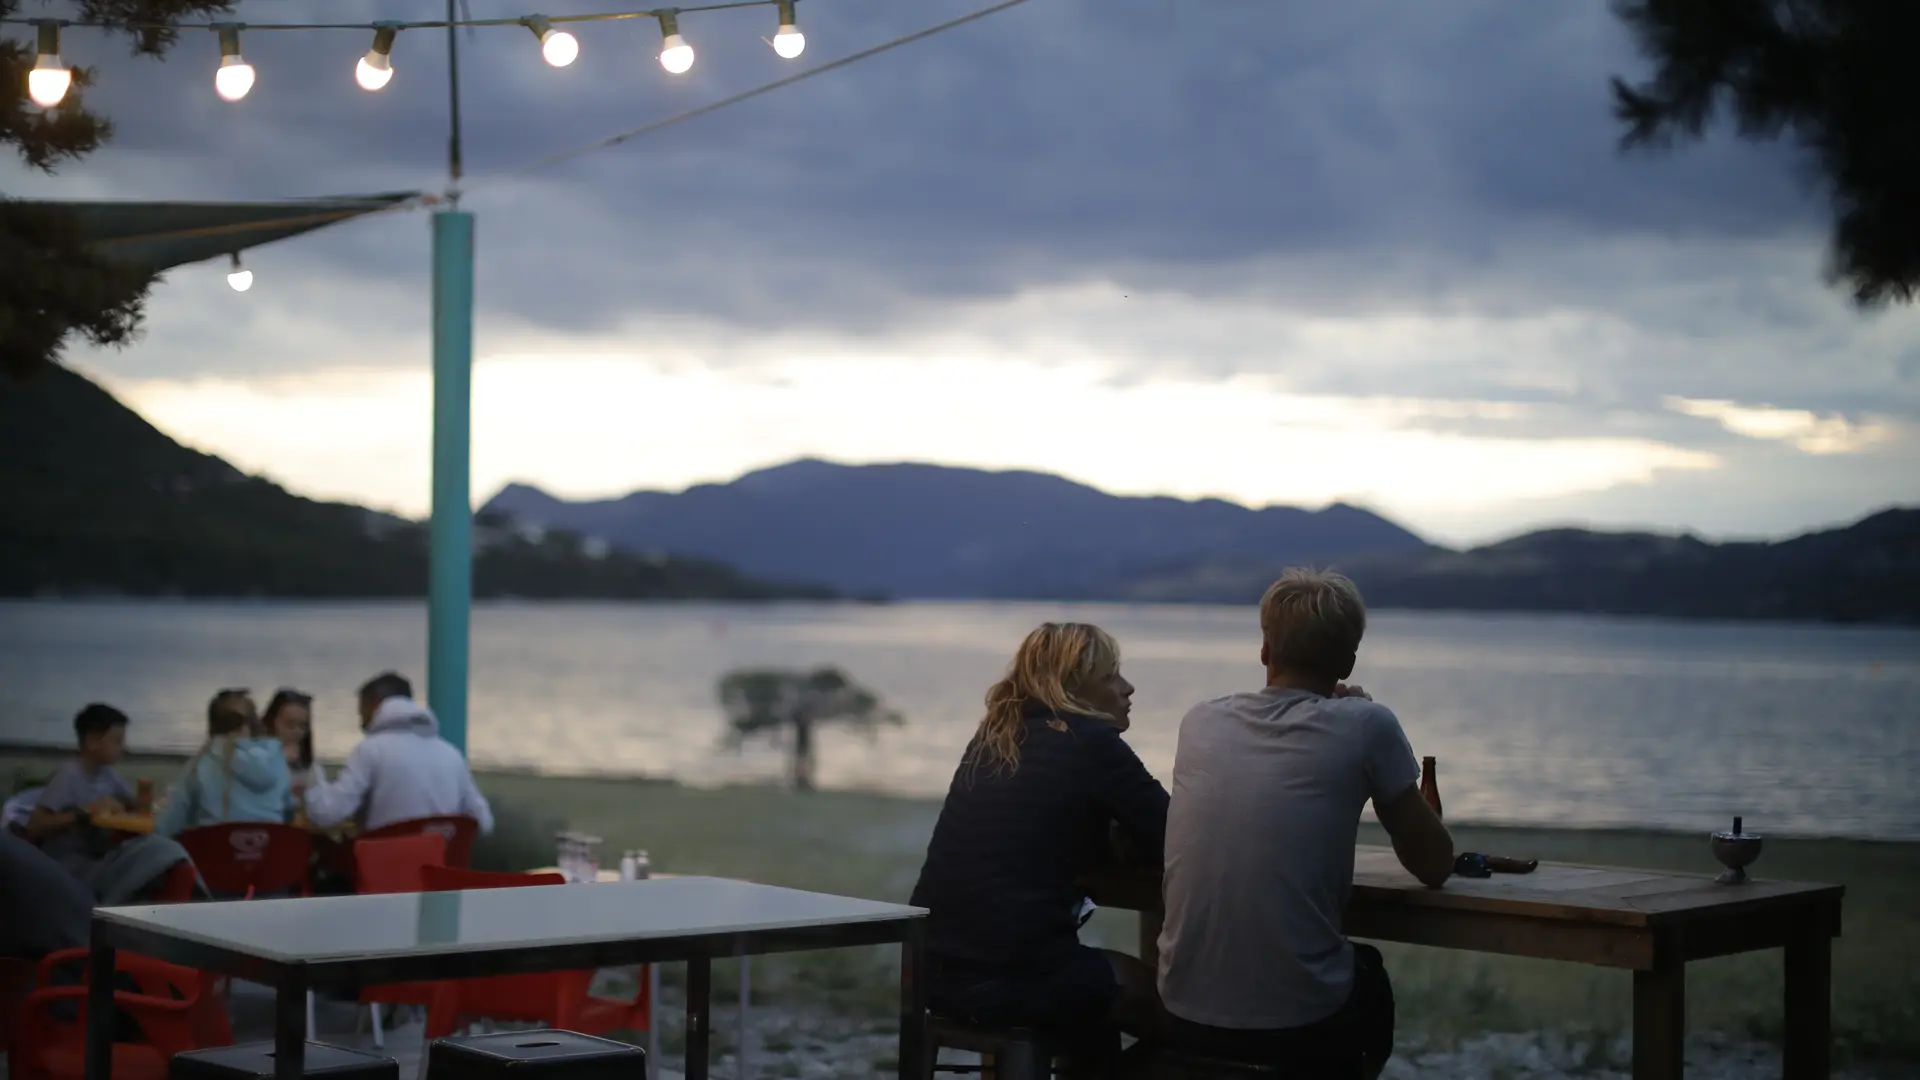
(1710, 831), (1763, 884)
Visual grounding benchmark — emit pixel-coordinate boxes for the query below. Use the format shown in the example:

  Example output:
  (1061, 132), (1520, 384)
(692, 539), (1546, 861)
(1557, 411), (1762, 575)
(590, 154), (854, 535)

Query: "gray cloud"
(11, 0), (1918, 542)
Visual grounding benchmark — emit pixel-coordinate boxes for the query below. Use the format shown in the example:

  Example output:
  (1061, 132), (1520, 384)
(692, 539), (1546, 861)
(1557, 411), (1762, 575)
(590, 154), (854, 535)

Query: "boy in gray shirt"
(1158, 570), (1454, 1079)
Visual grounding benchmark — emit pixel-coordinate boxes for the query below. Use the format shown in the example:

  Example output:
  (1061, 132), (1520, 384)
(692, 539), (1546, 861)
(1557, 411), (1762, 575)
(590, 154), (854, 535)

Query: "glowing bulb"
(355, 54), (392, 90)
(656, 12), (694, 74)
(771, 0), (804, 58)
(541, 29), (579, 67)
(356, 26), (397, 90)
(27, 23), (70, 107)
(522, 17), (578, 68)
(660, 34), (694, 74)
(28, 58), (72, 108)
(213, 26), (253, 102)
(227, 254), (252, 292)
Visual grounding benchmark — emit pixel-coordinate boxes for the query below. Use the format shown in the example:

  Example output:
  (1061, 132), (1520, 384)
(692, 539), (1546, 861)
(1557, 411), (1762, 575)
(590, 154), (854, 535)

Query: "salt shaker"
(619, 850), (638, 882)
(632, 849), (651, 880)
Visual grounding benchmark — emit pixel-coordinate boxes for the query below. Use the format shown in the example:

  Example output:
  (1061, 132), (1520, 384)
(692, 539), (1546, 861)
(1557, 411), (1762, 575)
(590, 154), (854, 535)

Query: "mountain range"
(6, 364), (1914, 622)
(488, 465), (1920, 623)
(0, 365), (834, 601)
(485, 461), (1429, 600)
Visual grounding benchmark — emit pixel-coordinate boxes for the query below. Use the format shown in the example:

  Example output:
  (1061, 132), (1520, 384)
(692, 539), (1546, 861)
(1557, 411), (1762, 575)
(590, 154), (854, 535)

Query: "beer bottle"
(1420, 756), (1442, 819)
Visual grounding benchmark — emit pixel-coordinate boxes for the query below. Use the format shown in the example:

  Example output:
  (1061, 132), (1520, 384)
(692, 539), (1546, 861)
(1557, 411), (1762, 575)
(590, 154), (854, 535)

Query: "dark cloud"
(11, 0), (1834, 327)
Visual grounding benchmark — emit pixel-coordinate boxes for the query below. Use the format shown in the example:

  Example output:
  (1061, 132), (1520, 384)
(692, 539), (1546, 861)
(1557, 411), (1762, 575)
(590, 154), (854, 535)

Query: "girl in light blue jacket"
(155, 690), (291, 838)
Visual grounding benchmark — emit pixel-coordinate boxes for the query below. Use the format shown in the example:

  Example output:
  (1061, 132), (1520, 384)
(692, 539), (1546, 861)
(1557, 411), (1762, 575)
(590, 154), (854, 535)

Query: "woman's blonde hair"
(964, 622), (1122, 780)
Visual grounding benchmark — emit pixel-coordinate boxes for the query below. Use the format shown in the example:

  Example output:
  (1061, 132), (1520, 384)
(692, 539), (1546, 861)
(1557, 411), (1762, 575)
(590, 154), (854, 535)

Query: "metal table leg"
(276, 971), (310, 1080)
(898, 922), (927, 1080)
(686, 958), (712, 1080)
(83, 939), (115, 1080)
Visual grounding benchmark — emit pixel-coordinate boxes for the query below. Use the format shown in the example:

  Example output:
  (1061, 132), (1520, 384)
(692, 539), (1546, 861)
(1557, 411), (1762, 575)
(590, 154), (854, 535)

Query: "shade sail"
(50, 192), (422, 271)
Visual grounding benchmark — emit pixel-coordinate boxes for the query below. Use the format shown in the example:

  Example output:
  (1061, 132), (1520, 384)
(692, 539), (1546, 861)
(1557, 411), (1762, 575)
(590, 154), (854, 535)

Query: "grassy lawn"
(8, 748), (1916, 1063)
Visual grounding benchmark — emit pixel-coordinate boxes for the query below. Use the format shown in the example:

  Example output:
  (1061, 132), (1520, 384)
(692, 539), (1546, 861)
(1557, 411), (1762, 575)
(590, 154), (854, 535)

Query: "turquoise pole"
(428, 210), (475, 755)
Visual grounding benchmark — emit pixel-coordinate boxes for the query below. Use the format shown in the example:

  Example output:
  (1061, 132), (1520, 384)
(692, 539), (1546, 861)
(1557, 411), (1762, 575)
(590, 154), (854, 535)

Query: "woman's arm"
(1086, 727), (1170, 860)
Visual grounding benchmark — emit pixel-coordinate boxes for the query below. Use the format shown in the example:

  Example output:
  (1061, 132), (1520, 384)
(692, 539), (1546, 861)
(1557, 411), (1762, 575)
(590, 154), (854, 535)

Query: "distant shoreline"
(4, 594), (1918, 628)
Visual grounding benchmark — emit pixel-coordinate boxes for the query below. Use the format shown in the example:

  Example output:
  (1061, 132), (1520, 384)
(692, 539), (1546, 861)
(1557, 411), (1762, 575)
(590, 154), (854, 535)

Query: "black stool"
(926, 1015), (1067, 1080)
(424, 1030), (645, 1080)
(170, 1041), (399, 1080)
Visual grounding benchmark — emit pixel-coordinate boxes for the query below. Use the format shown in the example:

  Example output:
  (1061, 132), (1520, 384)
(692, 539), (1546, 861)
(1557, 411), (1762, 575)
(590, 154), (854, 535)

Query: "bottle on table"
(632, 849), (650, 880)
(1420, 756), (1442, 820)
(619, 850), (638, 881)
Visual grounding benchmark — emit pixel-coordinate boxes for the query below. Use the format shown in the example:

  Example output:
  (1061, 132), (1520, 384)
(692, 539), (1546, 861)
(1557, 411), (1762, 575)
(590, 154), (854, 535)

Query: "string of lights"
(12, 0), (807, 106)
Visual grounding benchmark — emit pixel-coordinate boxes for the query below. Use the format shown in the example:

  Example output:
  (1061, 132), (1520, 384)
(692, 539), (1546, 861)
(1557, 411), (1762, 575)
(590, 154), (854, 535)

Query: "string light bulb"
(27, 22), (72, 108)
(355, 24), (397, 91)
(770, 0), (804, 59)
(656, 10), (694, 74)
(213, 24), (254, 101)
(227, 253), (253, 292)
(522, 16), (578, 68)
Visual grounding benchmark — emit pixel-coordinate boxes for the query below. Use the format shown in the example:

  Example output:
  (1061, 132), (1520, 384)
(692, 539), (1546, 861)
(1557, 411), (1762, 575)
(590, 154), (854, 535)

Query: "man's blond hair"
(1259, 568), (1367, 680)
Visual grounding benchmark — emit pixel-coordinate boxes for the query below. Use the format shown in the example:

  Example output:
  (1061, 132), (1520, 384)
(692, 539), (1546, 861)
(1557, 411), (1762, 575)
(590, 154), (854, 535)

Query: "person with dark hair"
(27, 704), (139, 849)
(28, 705), (194, 904)
(154, 690), (289, 837)
(263, 689), (327, 797)
(303, 672), (494, 835)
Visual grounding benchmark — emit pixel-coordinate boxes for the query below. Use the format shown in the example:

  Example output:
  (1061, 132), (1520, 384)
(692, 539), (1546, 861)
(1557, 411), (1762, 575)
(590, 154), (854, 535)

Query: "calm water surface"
(0, 601), (1915, 839)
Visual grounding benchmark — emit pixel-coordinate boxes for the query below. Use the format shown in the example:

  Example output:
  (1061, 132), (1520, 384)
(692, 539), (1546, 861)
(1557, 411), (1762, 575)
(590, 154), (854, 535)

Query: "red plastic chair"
(419, 865), (651, 1039)
(356, 815), (479, 869)
(152, 859), (199, 903)
(176, 823), (314, 898)
(12, 950), (233, 1080)
(352, 832), (451, 1048)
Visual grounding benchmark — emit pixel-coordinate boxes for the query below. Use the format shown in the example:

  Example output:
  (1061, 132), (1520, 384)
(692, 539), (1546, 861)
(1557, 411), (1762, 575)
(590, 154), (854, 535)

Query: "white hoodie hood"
(303, 696), (494, 835)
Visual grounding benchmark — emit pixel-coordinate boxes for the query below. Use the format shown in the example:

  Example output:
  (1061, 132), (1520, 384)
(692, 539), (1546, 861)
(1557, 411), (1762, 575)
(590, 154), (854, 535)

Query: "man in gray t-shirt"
(1158, 570), (1453, 1079)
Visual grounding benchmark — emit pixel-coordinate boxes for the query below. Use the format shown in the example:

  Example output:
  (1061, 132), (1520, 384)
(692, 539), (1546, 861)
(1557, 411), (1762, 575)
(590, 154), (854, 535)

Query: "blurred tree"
(2, 0), (233, 378)
(717, 668), (903, 792)
(1609, 0), (1919, 308)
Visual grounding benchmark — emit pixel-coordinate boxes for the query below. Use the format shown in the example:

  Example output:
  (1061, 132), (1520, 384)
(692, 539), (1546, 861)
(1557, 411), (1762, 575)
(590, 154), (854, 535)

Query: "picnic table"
(1082, 846), (1842, 1080)
(84, 876), (930, 1080)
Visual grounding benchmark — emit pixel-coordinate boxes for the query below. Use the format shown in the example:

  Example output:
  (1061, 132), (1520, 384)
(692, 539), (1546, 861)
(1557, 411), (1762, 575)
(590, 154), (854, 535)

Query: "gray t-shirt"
(35, 759), (135, 864)
(1157, 688), (1420, 1030)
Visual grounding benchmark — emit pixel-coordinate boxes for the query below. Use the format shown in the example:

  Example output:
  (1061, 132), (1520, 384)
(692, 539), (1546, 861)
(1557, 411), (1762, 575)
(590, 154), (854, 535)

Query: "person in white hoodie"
(302, 672), (495, 835)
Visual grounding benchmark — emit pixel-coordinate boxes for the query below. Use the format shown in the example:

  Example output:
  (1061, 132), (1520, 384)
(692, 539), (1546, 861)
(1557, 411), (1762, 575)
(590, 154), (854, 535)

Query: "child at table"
(155, 689), (291, 837)
(28, 704), (192, 904)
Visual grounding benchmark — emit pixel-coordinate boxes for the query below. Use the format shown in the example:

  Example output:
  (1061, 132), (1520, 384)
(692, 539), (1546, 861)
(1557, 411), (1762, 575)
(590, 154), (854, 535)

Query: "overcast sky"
(9, 0), (1917, 545)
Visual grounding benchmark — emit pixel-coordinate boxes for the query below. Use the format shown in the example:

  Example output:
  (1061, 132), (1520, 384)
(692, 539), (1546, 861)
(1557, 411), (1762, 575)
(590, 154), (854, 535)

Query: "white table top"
(95, 875), (924, 966)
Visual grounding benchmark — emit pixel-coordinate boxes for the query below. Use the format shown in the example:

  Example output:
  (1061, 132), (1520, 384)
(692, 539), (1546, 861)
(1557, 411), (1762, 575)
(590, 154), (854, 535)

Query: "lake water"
(0, 601), (1915, 840)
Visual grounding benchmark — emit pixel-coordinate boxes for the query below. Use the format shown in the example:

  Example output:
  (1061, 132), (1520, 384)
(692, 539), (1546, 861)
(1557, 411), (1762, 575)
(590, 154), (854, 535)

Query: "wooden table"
(1083, 846), (1842, 1080)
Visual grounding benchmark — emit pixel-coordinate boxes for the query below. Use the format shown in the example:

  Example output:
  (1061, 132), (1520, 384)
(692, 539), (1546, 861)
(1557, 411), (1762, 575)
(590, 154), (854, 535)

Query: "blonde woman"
(909, 623), (1169, 1054)
(154, 689), (290, 838)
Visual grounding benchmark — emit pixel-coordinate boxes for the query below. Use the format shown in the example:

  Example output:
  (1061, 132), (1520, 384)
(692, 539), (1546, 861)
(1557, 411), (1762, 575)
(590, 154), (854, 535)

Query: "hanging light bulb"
(213, 24), (255, 102)
(355, 25), (398, 91)
(27, 22), (72, 108)
(227, 253), (253, 293)
(656, 10), (694, 75)
(770, 0), (804, 59)
(522, 16), (579, 68)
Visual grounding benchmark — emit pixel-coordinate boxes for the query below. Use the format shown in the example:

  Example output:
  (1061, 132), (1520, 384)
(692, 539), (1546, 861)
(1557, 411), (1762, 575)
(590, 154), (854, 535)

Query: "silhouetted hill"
(483, 459), (1433, 599)
(0, 366), (836, 601)
(1112, 510), (1920, 623)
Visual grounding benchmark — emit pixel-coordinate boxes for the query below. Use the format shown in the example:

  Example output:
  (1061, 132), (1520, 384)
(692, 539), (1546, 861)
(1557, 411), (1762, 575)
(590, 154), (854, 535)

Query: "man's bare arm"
(1373, 784), (1454, 888)
(25, 805), (79, 842)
